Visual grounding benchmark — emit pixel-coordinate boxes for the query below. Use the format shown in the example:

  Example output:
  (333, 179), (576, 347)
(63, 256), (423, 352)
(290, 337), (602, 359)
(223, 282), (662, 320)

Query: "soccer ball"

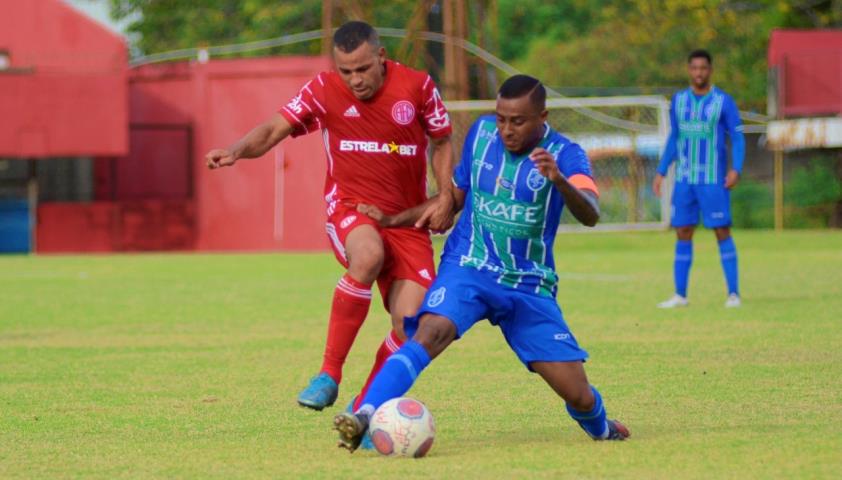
(369, 397), (435, 458)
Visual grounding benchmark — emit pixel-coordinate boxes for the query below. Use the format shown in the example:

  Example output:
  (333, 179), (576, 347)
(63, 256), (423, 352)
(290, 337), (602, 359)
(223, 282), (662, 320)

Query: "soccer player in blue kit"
(653, 50), (745, 309)
(333, 75), (630, 452)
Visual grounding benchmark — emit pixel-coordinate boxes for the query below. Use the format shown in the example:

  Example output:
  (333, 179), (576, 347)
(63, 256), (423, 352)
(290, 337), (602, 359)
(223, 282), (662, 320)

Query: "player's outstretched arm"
(358, 189), (465, 232)
(529, 148), (600, 227)
(206, 113), (294, 169)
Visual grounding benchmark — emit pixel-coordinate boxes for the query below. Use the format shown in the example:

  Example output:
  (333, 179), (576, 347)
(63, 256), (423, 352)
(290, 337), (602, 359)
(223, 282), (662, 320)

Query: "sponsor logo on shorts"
(340, 215), (357, 229)
(339, 140), (418, 156)
(553, 333), (570, 341)
(427, 287), (446, 308)
(392, 100), (416, 125)
(711, 212), (725, 219)
(418, 269), (432, 281)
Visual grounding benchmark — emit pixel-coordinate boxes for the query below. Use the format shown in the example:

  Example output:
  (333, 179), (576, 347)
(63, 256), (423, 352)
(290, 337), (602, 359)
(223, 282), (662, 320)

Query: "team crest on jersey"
(526, 168), (547, 191)
(391, 100), (416, 125)
(427, 287), (446, 307)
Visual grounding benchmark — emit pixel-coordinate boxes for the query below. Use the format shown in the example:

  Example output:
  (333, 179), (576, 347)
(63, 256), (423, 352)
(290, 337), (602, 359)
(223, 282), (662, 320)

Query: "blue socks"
(566, 386), (609, 439)
(674, 240), (693, 297)
(718, 237), (739, 295)
(358, 340), (431, 415)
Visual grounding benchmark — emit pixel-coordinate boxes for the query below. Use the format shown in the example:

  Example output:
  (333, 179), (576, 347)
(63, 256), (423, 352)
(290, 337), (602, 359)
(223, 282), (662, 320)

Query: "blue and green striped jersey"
(657, 86), (745, 184)
(441, 115), (596, 298)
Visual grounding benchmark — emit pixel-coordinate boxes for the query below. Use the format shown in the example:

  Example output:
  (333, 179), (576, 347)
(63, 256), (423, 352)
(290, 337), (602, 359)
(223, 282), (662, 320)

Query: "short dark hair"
(333, 21), (380, 53)
(688, 49), (712, 65)
(498, 74), (546, 111)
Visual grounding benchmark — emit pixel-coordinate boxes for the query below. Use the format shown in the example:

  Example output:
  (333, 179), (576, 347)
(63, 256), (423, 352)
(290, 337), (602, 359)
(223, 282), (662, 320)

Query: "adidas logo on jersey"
(343, 105), (360, 118)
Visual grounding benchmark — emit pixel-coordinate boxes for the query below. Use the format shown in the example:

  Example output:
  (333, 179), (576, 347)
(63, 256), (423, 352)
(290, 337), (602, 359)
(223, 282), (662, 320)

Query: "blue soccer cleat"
(344, 396), (373, 450)
(297, 373), (338, 411)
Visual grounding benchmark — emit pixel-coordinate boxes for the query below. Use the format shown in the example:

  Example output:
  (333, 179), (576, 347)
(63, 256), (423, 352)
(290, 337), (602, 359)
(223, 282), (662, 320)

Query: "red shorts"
(325, 203), (436, 311)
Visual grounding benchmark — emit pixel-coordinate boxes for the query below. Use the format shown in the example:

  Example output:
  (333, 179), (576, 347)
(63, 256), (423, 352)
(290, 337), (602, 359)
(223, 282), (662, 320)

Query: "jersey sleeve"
(657, 94), (680, 176)
(452, 120), (479, 192)
(722, 94), (746, 174)
(419, 75), (453, 138)
(557, 142), (599, 196)
(278, 74), (327, 138)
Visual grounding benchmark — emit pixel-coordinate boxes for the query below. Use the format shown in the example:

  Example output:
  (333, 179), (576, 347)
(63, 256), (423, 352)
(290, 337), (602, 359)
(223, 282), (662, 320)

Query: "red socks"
(353, 329), (405, 410)
(320, 274), (372, 384)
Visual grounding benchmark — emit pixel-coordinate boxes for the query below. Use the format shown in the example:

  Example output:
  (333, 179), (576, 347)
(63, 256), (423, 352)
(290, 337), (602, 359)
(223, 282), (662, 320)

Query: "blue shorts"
(405, 262), (588, 371)
(671, 182), (732, 228)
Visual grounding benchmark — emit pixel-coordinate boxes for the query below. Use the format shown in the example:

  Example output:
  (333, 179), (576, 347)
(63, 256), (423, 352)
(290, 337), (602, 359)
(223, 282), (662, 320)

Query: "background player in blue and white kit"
(653, 50), (745, 309)
(333, 75), (630, 452)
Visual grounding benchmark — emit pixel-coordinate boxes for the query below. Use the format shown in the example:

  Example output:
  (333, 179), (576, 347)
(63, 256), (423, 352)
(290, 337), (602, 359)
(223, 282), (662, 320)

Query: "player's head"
(687, 49), (712, 89)
(333, 21), (386, 100)
(496, 75), (548, 154)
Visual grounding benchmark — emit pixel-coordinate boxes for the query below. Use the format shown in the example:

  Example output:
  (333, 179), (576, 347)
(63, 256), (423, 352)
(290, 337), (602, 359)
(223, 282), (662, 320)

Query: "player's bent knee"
(676, 226), (695, 240)
(413, 315), (456, 359)
(347, 244), (384, 280)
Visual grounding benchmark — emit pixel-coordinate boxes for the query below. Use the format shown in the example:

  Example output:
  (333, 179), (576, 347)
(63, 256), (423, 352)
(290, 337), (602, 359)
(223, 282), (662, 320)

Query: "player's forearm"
(227, 123), (275, 159)
(656, 133), (678, 176)
(730, 131), (746, 174)
(387, 196), (441, 227)
(431, 137), (455, 200)
(553, 177), (600, 227)
(229, 115), (292, 160)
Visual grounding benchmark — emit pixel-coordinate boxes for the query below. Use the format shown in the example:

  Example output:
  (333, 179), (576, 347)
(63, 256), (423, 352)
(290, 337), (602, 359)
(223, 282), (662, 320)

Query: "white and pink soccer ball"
(369, 397), (436, 458)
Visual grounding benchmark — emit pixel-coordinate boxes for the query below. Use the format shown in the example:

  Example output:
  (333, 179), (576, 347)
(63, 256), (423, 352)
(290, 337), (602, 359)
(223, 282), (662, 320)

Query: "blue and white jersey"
(658, 86), (745, 185)
(441, 115), (597, 298)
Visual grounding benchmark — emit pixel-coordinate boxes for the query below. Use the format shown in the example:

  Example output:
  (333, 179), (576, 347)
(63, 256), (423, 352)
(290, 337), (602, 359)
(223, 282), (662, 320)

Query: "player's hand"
(653, 174), (664, 197)
(529, 148), (562, 183)
(205, 148), (238, 169)
(357, 203), (394, 227)
(416, 194), (454, 233)
(725, 170), (740, 190)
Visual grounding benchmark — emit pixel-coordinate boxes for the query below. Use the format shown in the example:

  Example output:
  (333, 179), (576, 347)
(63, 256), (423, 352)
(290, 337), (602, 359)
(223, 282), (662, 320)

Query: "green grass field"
(2, 231), (841, 479)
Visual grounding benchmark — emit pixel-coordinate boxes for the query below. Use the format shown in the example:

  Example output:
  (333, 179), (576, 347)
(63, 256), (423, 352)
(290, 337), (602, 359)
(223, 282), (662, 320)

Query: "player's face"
(688, 57), (712, 89)
(495, 96), (548, 154)
(333, 42), (386, 100)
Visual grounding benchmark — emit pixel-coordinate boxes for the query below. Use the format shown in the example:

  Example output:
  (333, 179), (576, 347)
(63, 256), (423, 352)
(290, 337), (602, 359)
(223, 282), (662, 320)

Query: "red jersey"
(279, 60), (452, 215)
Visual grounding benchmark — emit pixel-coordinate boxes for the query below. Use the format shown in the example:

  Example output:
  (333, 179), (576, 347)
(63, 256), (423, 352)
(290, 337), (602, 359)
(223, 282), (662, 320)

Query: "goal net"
(443, 96), (672, 231)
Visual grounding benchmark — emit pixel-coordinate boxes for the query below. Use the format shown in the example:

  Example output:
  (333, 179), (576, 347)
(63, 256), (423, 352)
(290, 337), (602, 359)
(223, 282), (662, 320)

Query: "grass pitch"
(1, 231), (841, 479)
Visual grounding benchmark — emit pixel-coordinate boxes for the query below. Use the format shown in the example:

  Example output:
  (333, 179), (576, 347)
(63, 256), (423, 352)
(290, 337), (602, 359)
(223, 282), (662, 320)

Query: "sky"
(63, 0), (132, 37)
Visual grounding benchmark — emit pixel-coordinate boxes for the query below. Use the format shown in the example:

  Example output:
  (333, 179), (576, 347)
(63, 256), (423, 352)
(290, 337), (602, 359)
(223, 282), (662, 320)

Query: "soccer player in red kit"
(205, 21), (454, 413)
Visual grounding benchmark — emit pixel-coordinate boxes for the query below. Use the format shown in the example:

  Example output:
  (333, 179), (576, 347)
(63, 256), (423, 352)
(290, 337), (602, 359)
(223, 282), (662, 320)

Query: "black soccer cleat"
(602, 419), (630, 441)
(333, 412), (369, 453)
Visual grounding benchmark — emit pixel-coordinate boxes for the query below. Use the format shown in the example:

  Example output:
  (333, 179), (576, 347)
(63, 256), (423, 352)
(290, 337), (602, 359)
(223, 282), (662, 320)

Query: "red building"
(768, 29), (842, 117)
(1, 0), (330, 253)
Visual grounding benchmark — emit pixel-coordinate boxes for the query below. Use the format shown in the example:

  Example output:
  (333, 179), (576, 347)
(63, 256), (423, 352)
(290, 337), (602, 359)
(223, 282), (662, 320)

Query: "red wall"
(0, 0), (127, 157)
(189, 59), (331, 251)
(768, 30), (842, 117)
(37, 56), (332, 253)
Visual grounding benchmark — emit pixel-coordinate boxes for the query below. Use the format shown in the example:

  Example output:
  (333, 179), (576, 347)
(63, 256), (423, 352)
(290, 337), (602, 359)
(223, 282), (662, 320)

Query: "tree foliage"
(513, 0), (842, 109)
(111, 0), (842, 109)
